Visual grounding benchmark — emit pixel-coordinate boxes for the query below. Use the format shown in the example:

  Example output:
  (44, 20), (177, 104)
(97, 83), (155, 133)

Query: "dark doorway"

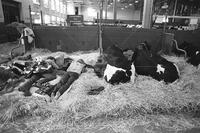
(2, 0), (21, 24)
(75, 7), (79, 15)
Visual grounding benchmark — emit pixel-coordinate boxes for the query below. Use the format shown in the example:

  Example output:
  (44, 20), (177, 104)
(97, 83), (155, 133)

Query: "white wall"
(80, 6), (141, 21)
(11, 0), (67, 24)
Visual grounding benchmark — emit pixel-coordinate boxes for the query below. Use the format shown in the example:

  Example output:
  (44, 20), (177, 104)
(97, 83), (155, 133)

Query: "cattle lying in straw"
(94, 45), (135, 85)
(173, 41), (200, 67)
(2, 40), (199, 98)
(124, 42), (180, 83)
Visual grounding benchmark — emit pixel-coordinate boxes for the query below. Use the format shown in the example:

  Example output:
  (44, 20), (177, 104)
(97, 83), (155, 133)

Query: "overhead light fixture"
(121, 7), (124, 10)
(129, 3), (133, 6)
(135, 0), (139, 3)
(125, 6), (128, 8)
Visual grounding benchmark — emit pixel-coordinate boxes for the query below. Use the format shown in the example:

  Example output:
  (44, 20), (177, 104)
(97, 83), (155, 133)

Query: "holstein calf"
(102, 45), (135, 85)
(132, 42), (180, 83)
(174, 41), (200, 66)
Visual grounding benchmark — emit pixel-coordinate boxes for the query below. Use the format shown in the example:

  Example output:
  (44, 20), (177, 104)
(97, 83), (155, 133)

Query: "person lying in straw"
(18, 57), (59, 96)
(51, 59), (93, 100)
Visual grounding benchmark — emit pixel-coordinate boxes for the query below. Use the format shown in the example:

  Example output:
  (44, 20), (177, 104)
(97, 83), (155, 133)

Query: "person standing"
(20, 26), (35, 52)
(16, 22), (35, 52)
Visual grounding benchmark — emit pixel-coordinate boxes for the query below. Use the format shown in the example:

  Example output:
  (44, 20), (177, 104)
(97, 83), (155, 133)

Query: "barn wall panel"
(34, 26), (99, 53)
(102, 27), (163, 53)
(167, 30), (200, 47)
(33, 26), (200, 53)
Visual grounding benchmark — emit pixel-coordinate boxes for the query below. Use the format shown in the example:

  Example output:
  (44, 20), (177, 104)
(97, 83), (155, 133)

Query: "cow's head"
(132, 41), (152, 62)
(104, 45), (124, 58)
(137, 41), (151, 51)
(103, 45), (125, 63)
(123, 49), (134, 61)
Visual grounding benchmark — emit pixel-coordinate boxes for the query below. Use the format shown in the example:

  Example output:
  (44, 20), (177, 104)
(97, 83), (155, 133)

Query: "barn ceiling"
(66, 0), (143, 9)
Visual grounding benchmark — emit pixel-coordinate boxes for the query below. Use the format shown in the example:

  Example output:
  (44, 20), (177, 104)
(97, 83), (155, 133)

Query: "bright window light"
(44, 14), (50, 24)
(56, 0), (59, 12)
(51, 0), (55, 10)
(43, 0), (48, 8)
(87, 7), (96, 17)
(67, 2), (75, 15)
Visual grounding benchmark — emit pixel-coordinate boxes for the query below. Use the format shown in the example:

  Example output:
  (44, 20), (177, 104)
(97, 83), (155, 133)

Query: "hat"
(77, 59), (85, 64)
(47, 56), (56, 61)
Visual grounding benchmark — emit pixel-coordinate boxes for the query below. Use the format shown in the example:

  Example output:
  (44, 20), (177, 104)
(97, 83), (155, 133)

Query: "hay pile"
(1, 51), (200, 132)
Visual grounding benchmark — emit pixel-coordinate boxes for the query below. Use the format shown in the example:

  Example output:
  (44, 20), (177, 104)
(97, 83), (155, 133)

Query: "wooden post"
(29, 5), (33, 29)
(140, 0), (143, 22)
(172, 0), (178, 22)
(142, 0), (154, 28)
(29, 5), (35, 49)
(99, 0), (103, 55)
(100, 0), (103, 21)
(105, 0), (108, 19)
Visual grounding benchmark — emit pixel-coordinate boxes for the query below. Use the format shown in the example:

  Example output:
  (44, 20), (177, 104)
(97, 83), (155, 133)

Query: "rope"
(171, 39), (187, 58)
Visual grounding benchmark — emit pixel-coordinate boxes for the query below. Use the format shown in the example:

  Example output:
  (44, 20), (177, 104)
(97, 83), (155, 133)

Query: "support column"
(172, 0), (178, 22)
(113, 0), (117, 20)
(99, 0), (103, 55)
(29, 5), (33, 29)
(0, 0), (4, 23)
(142, 0), (154, 29)
(105, 0), (108, 19)
(40, 10), (43, 25)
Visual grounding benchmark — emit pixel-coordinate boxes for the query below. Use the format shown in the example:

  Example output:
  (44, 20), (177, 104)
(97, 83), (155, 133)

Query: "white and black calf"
(174, 41), (200, 66)
(103, 45), (135, 85)
(132, 42), (180, 83)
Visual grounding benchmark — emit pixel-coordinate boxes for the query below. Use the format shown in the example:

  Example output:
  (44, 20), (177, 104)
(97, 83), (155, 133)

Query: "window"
(57, 17), (60, 23)
(63, 4), (66, 14)
(60, 1), (63, 13)
(44, 14), (50, 24)
(51, 16), (56, 24)
(33, 0), (40, 5)
(43, 0), (48, 8)
(31, 11), (41, 24)
(51, 0), (55, 10)
(67, 2), (74, 15)
(56, 0), (60, 12)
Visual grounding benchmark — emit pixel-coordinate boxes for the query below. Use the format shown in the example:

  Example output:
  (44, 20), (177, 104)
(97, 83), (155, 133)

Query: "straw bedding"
(0, 50), (200, 132)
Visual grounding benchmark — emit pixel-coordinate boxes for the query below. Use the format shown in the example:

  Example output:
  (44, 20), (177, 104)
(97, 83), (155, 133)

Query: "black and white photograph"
(0, 0), (200, 132)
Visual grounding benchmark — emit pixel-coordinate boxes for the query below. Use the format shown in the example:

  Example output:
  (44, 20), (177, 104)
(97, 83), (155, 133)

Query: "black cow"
(100, 45), (135, 85)
(174, 41), (200, 66)
(132, 42), (180, 83)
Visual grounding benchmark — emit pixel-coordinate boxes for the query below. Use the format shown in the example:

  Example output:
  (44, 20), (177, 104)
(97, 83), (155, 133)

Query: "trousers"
(52, 71), (79, 96)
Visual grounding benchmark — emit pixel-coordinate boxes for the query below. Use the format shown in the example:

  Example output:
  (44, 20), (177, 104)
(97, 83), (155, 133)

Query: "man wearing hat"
(17, 24), (35, 52)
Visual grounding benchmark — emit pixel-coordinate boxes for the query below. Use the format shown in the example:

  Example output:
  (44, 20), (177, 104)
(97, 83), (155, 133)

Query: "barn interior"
(0, 0), (200, 133)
